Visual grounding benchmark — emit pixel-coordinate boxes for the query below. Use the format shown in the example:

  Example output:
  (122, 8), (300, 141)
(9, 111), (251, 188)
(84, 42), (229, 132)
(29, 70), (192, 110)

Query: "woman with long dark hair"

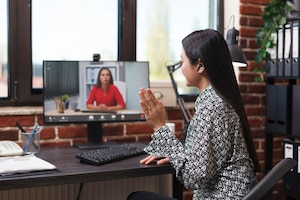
(128, 29), (260, 200)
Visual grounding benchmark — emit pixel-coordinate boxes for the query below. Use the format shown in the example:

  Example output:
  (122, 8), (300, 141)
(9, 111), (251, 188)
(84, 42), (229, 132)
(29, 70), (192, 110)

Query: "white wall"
(224, 0), (240, 35)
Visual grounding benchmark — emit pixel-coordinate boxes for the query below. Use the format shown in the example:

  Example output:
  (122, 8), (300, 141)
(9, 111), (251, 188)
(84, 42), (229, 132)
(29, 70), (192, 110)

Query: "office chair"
(242, 158), (297, 200)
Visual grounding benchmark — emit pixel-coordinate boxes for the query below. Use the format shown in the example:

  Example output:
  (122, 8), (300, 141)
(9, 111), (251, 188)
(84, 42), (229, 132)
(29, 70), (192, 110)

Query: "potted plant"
(254, 0), (294, 81)
(61, 94), (70, 109)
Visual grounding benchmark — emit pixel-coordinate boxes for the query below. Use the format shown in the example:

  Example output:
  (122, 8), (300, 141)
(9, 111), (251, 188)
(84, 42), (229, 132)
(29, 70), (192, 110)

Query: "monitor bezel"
(42, 60), (149, 149)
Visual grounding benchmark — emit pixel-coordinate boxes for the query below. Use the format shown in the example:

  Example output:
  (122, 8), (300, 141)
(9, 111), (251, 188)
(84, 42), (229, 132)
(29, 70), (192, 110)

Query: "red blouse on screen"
(86, 84), (126, 108)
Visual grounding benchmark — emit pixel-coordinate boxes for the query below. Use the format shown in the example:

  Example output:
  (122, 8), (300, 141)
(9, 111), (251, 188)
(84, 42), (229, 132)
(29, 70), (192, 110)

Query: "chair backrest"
(242, 158), (297, 200)
(114, 81), (126, 102)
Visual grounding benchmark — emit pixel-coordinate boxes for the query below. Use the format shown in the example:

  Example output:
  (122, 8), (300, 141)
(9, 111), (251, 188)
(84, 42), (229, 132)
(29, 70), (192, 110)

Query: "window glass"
(137, 0), (218, 94)
(0, 0), (8, 98)
(31, 0), (118, 89)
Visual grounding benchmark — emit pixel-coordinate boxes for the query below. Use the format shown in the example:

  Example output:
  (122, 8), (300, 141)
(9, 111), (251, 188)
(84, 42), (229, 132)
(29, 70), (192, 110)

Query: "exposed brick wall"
(0, 108), (184, 148)
(239, 0), (267, 171)
(239, 0), (288, 199)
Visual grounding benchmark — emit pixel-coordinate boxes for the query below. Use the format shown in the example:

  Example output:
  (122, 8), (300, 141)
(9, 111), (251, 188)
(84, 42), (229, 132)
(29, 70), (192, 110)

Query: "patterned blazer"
(144, 85), (256, 200)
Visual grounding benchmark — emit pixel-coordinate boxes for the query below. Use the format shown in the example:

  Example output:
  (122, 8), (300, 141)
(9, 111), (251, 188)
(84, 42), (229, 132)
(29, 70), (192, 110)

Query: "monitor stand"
(75, 122), (118, 150)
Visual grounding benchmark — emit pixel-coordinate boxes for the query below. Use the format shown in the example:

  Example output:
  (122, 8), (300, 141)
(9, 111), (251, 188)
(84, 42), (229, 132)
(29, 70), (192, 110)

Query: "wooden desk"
(0, 146), (182, 199)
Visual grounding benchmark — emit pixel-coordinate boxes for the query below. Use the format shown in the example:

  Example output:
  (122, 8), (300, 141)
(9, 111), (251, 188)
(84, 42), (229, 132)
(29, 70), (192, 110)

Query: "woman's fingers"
(139, 88), (154, 113)
(140, 155), (169, 165)
(140, 155), (158, 164)
(145, 89), (157, 109)
(156, 157), (170, 165)
(140, 88), (153, 106)
(139, 87), (166, 130)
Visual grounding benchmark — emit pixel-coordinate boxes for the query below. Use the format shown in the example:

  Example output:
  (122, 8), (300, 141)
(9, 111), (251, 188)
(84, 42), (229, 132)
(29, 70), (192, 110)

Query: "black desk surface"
(0, 146), (175, 191)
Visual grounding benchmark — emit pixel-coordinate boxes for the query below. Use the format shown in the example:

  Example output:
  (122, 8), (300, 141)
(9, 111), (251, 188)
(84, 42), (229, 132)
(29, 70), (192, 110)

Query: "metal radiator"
(0, 175), (172, 200)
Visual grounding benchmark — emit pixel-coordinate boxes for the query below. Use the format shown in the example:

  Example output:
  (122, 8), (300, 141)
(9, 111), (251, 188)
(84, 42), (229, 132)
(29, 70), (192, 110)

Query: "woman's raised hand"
(139, 88), (165, 131)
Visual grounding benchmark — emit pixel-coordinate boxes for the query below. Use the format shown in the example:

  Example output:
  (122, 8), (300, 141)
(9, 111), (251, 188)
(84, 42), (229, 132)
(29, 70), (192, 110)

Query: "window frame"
(7, 0), (40, 106)
(1, 0), (223, 106)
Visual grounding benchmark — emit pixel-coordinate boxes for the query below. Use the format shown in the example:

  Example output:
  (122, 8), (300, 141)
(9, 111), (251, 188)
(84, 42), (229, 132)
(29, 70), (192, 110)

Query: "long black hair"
(95, 67), (114, 88)
(182, 29), (260, 172)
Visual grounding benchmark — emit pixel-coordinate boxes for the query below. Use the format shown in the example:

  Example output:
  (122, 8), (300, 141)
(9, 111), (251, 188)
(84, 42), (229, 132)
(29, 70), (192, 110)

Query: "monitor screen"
(44, 61), (80, 99)
(43, 60), (149, 149)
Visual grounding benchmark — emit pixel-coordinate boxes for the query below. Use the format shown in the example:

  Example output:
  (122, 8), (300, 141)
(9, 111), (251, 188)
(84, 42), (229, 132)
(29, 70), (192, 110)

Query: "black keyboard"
(76, 143), (147, 165)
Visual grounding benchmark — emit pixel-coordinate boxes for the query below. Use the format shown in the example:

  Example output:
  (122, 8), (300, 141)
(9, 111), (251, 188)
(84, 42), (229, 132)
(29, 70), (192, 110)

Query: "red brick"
(239, 72), (258, 82)
(240, 16), (264, 27)
(248, 17), (264, 27)
(251, 128), (266, 138)
(240, 0), (269, 5)
(37, 115), (44, 125)
(273, 137), (286, 149)
(273, 149), (283, 160)
(255, 150), (265, 161)
(240, 5), (264, 16)
(252, 139), (261, 150)
(126, 122), (153, 135)
(248, 117), (264, 127)
(240, 27), (257, 37)
(174, 121), (185, 134)
(58, 125), (87, 139)
(242, 95), (261, 104)
(240, 16), (248, 26)
(248, 38), (258, 49)
(137, 135), (152, 143)
(102, 124), (124, 136)
(244, 50), (259, 60)
(239, 38), (247, 48)
(248, 84), (266, 93)
(166, 109), (183, 120)
(183, 190), (193, 200)
(40, 127), (55, 140)
(0, 129), (19, 141)
(245, 106), (265, 115)
(246, 61), (265, 71)
(0, 115), (35, 127)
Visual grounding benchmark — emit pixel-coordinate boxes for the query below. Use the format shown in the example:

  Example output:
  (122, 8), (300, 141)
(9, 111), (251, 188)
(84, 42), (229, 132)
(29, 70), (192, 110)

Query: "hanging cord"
(76, 182), (84, 200)
(224, 15), (235, 31)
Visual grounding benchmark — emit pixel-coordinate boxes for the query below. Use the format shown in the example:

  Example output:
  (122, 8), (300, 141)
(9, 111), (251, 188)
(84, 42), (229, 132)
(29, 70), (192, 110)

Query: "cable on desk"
(76, 182), (84, 200)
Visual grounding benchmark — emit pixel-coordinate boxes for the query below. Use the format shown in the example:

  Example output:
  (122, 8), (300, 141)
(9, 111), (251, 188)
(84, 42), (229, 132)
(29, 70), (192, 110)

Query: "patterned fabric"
(144, 85), (257, 200)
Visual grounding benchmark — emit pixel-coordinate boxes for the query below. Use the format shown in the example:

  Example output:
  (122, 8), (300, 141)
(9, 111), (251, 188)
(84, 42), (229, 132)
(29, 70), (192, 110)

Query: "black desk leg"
(172, 173), (183, 200)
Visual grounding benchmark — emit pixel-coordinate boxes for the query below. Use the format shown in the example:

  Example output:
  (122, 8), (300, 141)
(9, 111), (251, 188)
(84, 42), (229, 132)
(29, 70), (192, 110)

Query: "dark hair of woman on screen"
(127, 29), (260, 200)
(86, 67), (126, 111)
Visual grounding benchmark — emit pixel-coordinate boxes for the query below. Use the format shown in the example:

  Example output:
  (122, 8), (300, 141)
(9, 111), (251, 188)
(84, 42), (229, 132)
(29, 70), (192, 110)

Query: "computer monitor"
(43, 60), (149, 149)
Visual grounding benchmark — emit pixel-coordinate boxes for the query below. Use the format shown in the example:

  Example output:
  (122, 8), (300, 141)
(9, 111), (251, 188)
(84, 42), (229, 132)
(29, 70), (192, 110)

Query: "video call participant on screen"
(86, 67), (126, 111)
(127, 29), (260, 200)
